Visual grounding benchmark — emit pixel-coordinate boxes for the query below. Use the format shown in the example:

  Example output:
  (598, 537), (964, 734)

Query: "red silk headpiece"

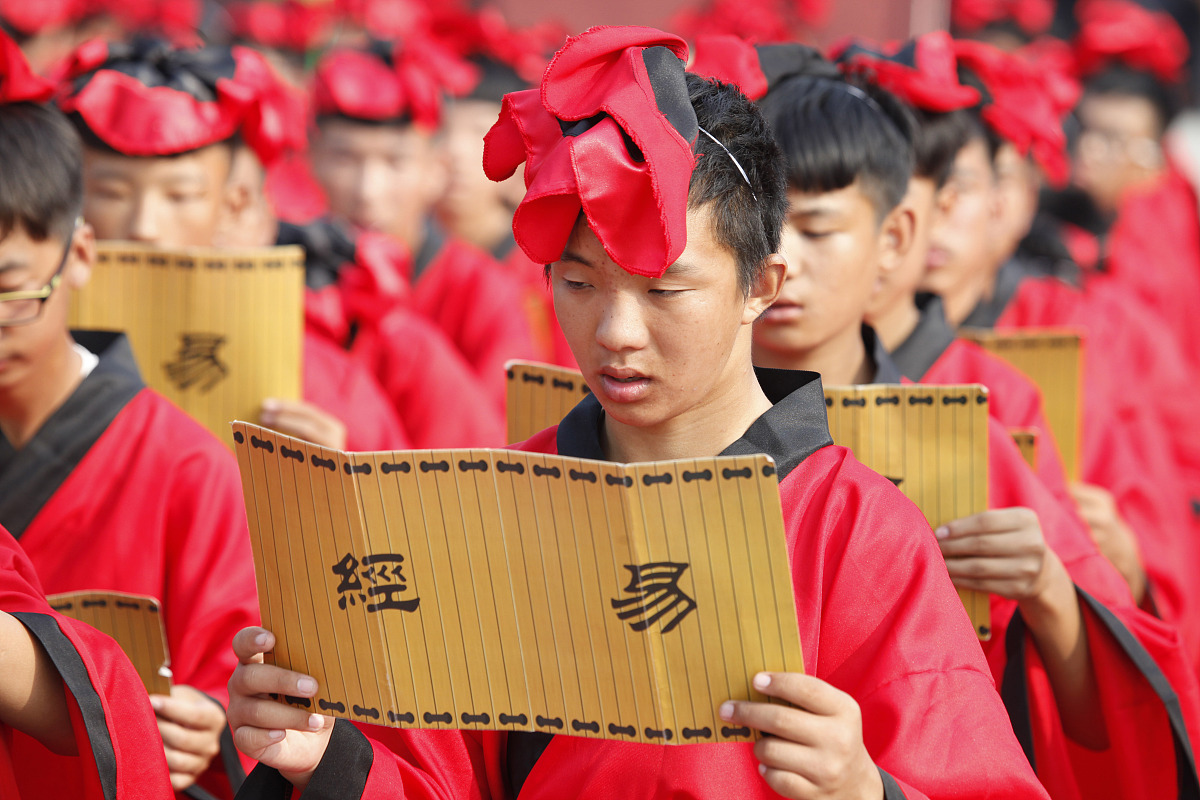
(0, 31), (55, 104)
(833, 32), (981, 113)
(429, 7), (564, 87)
(689, 35), (770, 100)
(0, 0), (82, 35)
(952, 0), (1055, 36)
(56, 39), (302, 164)
(312, 39), (477, 128)
(953, 38), (1069, 185)
(1073, 0), (1188, 84)
(670, 0), (829, 42)
(228, 0), (338, 53)
(483, 26), (699, 278)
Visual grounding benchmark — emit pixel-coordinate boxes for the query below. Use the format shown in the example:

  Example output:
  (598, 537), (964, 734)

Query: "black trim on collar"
(880, 767), (909, 799)
(0, 331), (144, 539)
(864, 324), (904, 384)
(411, 219), (448, 284)
(12, 612), (120, 800)
(961, 260), (1025, 330)
(490, 230), (519, 262)
(888, 294), (957, 382)
(276, 219), (357, 292)
(507, 730), (553, 798)
(1001, 589), (1200, 798)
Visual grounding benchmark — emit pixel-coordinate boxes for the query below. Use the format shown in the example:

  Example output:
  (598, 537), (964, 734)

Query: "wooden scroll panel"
(959, 328), (1083, 482)
(69, 242), (305, 449)
(506, 361), (592, 444)
(823, 384), (992, 640)
(232, 422), (804, 744)
(45, 591), (172, 695)
(1011, 429), (1040, 470)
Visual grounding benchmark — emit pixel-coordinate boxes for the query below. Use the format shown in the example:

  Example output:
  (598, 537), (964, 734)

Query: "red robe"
(239, 369), (1050, 800)
(303, 332), (412, 452)
(0, 332), (260, 798)
(0, 526), (173, 800)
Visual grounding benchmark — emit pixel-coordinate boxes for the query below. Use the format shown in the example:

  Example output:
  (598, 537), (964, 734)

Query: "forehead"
(1078, 93), (1160, 135)
(83, 145), (231, 183)
(786, 182), (877, 217)
(0, 225), (62, 273)
(314, 118), (432, 152)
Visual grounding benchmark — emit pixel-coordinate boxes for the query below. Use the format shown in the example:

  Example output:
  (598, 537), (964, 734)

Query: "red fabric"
(88, 0), (200, 43)
(1073, 0), (1189, 84)
(334, 0), (431, 40)
(483, 27), (696, 279)
(833, 32), (982, 113)
(669, 0), (827, 42)
(343, 432), (1049, 799)
(689, 35), (770, 100)
(266, 151), (329, 224)
(0, 0), (81, 35)
(953, 0), (1054, 35)
(429, 6), (564, 86)
(0, 32), (54, 104)
(0, 527), (173, 799)
(227, 0), (337, 53)
(302, 331), (411, 452)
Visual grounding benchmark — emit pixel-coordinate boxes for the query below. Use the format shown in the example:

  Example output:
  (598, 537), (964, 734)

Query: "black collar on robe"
(961, 259), (1026, 330)
(508, 365), (835, 798)
(863, 323), (903, 384)
(888, 294), (957, 382)
(411, 218), (448, 284)
(0, 331), (144, 538)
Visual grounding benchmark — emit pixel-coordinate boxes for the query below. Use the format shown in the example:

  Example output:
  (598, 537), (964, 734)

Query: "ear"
(63, 222), (96, 291)
(743, 253), (786, 324)
(877, 202), (916, 278)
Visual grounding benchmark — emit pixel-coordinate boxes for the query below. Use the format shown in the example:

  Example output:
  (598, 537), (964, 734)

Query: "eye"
(649, 288), (683, 297)
(562, 278), (592, 291)
(801, 229), (834, 240)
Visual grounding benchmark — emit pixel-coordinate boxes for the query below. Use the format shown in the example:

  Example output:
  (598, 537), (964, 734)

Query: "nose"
(128, 196), (159, 244)
(594, 290), (649, 354)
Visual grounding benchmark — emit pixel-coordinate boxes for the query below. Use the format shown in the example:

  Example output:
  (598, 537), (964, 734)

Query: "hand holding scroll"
(935, 507), (1054, 601)
(260, 399), (348, 450)
(719, 673), (883, 800)
(227, 627), (334, 792)
(150, 684), (227, 791)
(1071, 483), (1147, 604)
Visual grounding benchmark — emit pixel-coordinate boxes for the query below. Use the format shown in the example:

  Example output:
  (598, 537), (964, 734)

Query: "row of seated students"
(4, 3), (1200, 799)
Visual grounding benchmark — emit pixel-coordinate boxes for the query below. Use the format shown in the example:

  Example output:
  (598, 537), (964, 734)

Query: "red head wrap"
(1073, 0), (1188, 84)
(671, 0), (828, 42)
(334, 0), (430, 40)
(0, 31), (55, 104)
(311, 38), (477, 128)
(953, 38), (1069, 185)
(952, 0), (1055, 36)
(429, 7), (564, 87)
(484, 26), (699, 278)
(227, 0), (338, 54)
(56, 38), (302, 164)
(0, 0), (83, 36)
(833, 32), (981, 112)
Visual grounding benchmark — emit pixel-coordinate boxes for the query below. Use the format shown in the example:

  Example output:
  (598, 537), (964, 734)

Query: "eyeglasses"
(0, 224), (78, 327)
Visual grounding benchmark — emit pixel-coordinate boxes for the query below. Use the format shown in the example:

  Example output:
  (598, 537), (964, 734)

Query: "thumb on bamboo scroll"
(231, 423), (804, 744)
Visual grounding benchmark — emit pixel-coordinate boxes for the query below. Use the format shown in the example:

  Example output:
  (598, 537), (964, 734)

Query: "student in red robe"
(308, 38), (541, 407)
(749, 52), (1200, 798)
(0, 37), (254, 797)
(226, 28), (1049, 800)
(0, 525), (173, 800)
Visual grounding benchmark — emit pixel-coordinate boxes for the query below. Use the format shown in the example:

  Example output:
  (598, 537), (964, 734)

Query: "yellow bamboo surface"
(232, 422), (803, 743)
(1010, 429), (1040, 470)
(69, 242), (304, 449)
(959, 328), (1083, 481)
(45, 591), (172, 695)
(505, 361), (592, 443)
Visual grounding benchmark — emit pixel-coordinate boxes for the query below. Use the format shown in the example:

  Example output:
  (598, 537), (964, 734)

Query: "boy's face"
(82, 143), (235, 247)
(551, 205), (782, 432)
(310, 119), (445, 248)
(435, 100), (523, 235)
(1073, 93), (1163, 215)
(754, 183), (899, 360)
(866, 176), (936, 320)
(922, 138), (1000, 297)
(992, 143), (1038, 263)
(0, 223), (94, 391)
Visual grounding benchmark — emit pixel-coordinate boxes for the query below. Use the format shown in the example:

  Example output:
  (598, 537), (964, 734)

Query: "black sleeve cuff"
(880, 767), (907, 799)
(236, 720), (372, 800)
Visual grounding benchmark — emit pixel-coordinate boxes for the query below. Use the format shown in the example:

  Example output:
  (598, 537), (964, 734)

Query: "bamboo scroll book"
(45, 591), (172, 695)
(69, 242), (305, 448)
(822, 384), (992, 639)
(232, 422), (804, 744)
(959, 328), (1083, 481)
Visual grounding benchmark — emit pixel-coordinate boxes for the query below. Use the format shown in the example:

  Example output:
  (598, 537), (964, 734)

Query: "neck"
(869, 292), (922, 352)
(0, 333), (84, 450)
(754, 323), (872, 386)
(602, 358), (771, 464)
(942, 266), (996, 329)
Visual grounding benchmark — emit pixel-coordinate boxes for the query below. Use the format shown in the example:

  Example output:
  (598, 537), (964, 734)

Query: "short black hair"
(0, 102), (82, 242)
(911, 107), (975, 186)
(759, 74), (916, 220)
(1082, 65), (1178, 137)
(686, 73), (787, 295)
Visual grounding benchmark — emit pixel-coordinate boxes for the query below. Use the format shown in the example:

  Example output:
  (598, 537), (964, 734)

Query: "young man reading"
(226, 27), (1047, 800)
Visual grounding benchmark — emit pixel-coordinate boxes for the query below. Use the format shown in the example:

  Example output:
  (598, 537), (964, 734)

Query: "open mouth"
(598, 368), (651, 403)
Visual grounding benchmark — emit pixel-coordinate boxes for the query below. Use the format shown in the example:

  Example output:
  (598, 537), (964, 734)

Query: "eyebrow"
(559, 250), (594, 268)
(661, 259), (698, 278)
(788, 206), (841, 219)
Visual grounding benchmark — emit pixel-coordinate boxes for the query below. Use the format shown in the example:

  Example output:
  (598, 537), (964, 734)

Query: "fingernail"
(149, 696), (163, 711)
(254, 632), (271, 649)
(308, 714), (323, 731)
(758, 763), (767, 776)
(935, 526), (949, 539)
(296, 677), (317, 695)
(753, 673), (771, 690)
(262, 399), (280, 412)
(718, 702), (734, 720)
(268, 729), (285, 741)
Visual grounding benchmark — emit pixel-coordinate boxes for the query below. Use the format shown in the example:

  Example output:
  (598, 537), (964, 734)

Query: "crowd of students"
(2, 0), (1200, 798)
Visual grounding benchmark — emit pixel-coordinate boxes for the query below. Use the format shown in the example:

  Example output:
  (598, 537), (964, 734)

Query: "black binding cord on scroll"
(69, 242), (305, 450)
(45, 591), (172, 695)
(505, 361), (592, 443)
(230, 422), (804, 744)
(822, 384), (993, 641)
(958, 328), (1083, 482)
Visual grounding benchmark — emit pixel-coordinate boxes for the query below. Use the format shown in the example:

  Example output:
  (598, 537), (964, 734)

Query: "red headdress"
(429, 6), (565, 87)
(832, 32), (982, 112)
(0, 31), (55, 104)
(335, 0), (431, 41)
(952, 0), (1055, 36)
(671, 0), (828, 42)
(0, 0), (83, 36)
(483, 26), (699, 278)
(311, 38), (477, 128)
(56, 38), (303, 164)
(689, 35), (838, 100)
(1073, 0), (1188, 84)
(953, 38), (1069, 185)
(227, 0), (338, 54)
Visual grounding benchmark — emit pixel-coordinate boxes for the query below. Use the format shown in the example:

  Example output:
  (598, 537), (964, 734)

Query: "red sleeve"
(303, 332), (412, 452)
